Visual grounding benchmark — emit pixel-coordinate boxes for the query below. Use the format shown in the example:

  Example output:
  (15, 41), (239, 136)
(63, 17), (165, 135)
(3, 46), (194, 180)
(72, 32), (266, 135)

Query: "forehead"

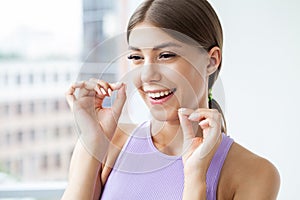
(128, 23), (191, 50)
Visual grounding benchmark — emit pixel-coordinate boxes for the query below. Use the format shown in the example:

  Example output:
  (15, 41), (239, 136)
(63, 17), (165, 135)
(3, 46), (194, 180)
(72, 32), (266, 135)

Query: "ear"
(207, 46), (221, 76)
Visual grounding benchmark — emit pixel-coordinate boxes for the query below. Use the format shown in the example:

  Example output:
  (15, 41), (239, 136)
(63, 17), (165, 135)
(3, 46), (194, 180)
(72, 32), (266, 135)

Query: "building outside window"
(0, 1), (143, 199)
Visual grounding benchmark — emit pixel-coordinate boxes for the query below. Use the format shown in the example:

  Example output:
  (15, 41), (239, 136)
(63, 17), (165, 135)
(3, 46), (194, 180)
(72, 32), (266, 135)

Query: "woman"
(62, 0), (280, 199)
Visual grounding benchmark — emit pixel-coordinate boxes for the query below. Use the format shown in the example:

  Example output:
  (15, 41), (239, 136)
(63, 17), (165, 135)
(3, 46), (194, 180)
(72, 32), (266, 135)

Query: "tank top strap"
(206, 133), (234, 200)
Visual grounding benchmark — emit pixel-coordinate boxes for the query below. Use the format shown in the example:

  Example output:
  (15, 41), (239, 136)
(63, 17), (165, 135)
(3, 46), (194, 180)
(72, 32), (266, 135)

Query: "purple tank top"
(101, 121), (233, 200)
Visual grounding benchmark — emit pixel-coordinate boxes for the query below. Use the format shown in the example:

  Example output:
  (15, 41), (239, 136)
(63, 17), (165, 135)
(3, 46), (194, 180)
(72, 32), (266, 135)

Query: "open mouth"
(146, 88), (176, 104)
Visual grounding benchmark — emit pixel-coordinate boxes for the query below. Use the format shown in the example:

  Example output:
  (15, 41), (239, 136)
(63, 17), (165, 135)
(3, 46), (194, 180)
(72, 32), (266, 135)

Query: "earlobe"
(207, 46), (221, 76)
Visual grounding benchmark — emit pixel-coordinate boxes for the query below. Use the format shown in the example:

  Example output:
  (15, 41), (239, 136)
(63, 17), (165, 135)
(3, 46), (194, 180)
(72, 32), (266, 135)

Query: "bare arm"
(182, 172), (207, 200)
(233, 158), (280, 200)
(61, 140), (102, 200)
(62, 80), (127, 200)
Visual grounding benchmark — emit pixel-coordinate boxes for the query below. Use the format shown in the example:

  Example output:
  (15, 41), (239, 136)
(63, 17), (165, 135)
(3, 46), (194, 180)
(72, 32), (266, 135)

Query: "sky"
(0, 0), (82, 59)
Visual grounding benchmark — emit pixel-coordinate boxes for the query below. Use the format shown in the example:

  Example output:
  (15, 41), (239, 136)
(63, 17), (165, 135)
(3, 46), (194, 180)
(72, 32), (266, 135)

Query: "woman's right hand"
(65, 78), (127, 161)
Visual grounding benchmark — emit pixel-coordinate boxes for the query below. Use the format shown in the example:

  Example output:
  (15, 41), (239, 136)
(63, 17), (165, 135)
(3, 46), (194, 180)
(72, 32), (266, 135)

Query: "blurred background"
(0, 0), (299, 199)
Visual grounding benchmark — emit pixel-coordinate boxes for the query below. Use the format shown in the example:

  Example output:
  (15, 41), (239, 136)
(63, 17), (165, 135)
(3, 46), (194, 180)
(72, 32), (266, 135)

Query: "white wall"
(209, 0), (300, 199)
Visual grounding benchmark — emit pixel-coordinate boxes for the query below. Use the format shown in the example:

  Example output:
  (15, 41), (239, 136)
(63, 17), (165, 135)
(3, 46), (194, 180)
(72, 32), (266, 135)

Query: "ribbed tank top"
(101, 121), (233, 200)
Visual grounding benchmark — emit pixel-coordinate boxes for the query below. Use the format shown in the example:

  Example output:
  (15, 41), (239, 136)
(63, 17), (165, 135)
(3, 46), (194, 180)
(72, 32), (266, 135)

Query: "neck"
(150, 94), (208, 156)
(150, 118), (203, 156)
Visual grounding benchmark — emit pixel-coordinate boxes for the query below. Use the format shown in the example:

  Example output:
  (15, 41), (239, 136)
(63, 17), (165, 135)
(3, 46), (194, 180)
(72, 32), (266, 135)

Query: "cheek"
(175, 63), (205, 87)
(129, 68), (142, 88)
(175, 66), (206, 107)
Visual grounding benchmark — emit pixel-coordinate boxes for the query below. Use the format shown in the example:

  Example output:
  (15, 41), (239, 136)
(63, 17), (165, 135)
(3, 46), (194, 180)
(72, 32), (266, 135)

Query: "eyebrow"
(128, 42), (182, 51)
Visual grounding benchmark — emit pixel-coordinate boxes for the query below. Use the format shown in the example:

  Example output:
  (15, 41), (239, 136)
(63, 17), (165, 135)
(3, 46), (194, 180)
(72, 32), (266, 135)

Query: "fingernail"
(108, 88), (112, 96)
(100, 88), (106, 95)
(178, 108), (187, 113)
(73, 81), (84, 87)
(188, 113), (198, 120)
(95, 87), (101, 95)
(114, 82), (123, 88)
(122, 83), (127, 90)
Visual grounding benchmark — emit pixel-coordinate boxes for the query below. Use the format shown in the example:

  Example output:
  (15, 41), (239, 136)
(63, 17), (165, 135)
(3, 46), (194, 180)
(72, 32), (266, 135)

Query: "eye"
(127, 55), (144, 61)
(159, 52), (177, 60)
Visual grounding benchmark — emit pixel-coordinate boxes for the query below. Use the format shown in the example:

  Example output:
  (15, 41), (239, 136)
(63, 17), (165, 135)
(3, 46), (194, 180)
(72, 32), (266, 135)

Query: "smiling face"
(128, 23), (211, 122)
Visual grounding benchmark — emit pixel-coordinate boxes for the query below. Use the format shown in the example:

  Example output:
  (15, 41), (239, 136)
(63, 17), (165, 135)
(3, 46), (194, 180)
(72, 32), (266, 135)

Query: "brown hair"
(127, 0), (227, 133)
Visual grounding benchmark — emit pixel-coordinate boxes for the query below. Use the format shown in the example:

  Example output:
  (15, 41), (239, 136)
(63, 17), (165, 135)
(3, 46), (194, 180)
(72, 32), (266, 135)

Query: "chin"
(149, 106), (179, 122)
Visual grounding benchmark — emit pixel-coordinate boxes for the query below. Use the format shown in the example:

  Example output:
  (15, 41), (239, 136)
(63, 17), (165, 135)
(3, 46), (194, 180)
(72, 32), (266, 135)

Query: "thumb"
(112, 83), (127, 120)
(178, 108), (195, 153)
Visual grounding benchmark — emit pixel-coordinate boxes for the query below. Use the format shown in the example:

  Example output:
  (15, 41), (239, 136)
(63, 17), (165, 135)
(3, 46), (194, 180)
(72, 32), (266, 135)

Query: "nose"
(140, 62), (162, 83)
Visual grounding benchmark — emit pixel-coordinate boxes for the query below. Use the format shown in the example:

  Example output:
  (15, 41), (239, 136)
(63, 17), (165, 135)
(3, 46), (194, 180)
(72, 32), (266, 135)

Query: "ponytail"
(209, 97), (227, 134)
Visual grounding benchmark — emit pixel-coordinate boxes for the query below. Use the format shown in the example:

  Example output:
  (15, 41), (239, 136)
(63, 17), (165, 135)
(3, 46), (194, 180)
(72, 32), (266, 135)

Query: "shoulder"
(101, 123), (138, 185)
(219, 142), (280, 200)
(112, 123), (138, 146)
(107, 122), (138, 158)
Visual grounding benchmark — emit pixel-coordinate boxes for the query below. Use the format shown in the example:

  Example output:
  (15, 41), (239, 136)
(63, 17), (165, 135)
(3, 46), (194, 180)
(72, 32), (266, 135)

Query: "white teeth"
(147, 89), (174, 99)
(154, 93), (160, 98)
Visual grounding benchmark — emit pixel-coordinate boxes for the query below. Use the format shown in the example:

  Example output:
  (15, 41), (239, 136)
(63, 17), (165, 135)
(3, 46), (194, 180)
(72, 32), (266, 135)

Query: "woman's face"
(128, 22), (210, 122)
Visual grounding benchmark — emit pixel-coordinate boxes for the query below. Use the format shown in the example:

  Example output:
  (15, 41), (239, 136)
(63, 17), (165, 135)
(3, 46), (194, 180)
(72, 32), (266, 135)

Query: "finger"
(77, 79), (110, 98)
(65, 82), (84, 110)
(178, 108), (196, 153)
(91, 79), (123, 96)
(65, 91), (75, 111)
(95, 80), (111, 95)
(180, 108), (222, 159)
(110, 82), (123, 90)
(194, 129), (221, 159)
(111, 83), (127, 121)
(77, 80), (96, 98)
(95, 80), (123, 97)
(187, 108), (217, 122)
(182, 137), (202, 162)
(195, 118), (222, 159)
(198, 118), (210, 129)
(198, 117), (220, 134)
(188, 109), (220, 137)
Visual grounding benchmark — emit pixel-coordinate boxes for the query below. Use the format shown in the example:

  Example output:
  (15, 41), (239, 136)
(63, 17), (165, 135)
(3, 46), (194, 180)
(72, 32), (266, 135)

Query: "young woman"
(62, 0), (280, 199)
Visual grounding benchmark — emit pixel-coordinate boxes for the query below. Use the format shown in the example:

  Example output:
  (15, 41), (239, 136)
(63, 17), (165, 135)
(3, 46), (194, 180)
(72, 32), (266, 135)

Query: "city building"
(0, 61), (79, 181)
(0, 0), (144, 182)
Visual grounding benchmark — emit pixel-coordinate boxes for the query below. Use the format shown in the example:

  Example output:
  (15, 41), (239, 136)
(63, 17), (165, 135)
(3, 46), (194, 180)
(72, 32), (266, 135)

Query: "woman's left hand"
(178, 108), (223, 179)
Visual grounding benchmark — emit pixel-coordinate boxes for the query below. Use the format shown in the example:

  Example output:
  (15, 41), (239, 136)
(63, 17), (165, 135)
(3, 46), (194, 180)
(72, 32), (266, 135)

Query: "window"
(4, 73), (8, 85)
(17, 103), (22, 115)
(54, 153), (61, 168)
(41, 100), (47, 112)
(16, 159), (24, 176)
(41, 72), (46, 83)
(16, 74), (21, 85)
(65, 72), (71, 81)
(53, 73), (58, 82)
(29, 73), (34, 84)
(0, 0), (121, 195)
(30, 129), (36, 141)
(29, 101), (35, 113)
(5, 132), (11, 145)
(5, 160), (11, 173)
(67, 125), (74, 136)
(54, 100), (60, 111)
(54, 127), (60, 138)
(17, 131), (23, 143)
(41, 154), (48, 170)
(0, 104), (9, 116)
(61, 99), (69, 111)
